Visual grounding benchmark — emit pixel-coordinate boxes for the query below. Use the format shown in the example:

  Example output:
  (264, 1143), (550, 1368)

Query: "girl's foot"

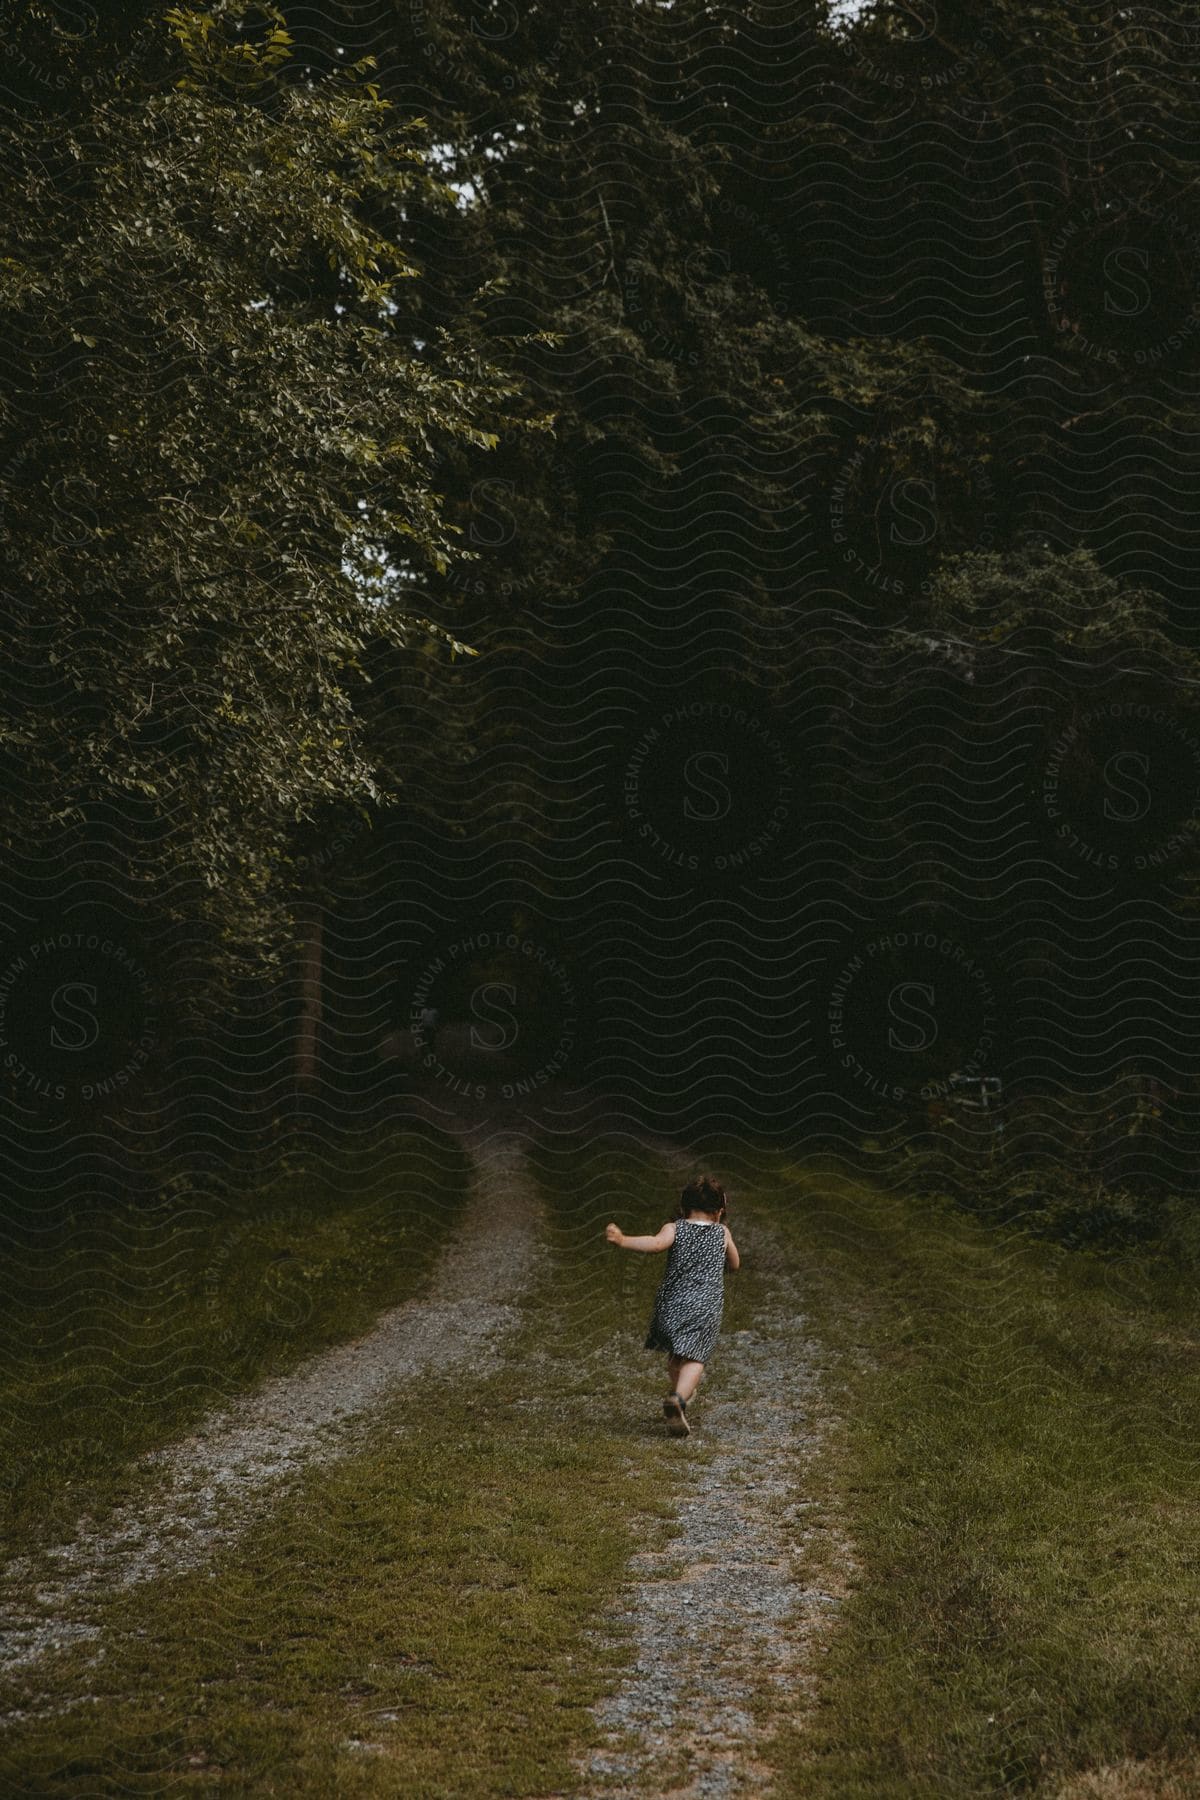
(663, 1393), (690, 1437)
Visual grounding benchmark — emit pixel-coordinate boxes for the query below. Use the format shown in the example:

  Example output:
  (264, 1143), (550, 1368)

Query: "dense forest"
(5, 7), (1200, 1795)
(3, 0), (1200, 1246)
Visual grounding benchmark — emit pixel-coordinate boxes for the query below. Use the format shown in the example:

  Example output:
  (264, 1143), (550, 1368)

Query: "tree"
(0, 0), (520, 1027)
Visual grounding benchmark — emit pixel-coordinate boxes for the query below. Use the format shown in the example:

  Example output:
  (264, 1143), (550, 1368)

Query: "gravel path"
(0, 1121), (544, 1677)
(573, 1140), (853, 1799)
(0, 1102), (856, 1794)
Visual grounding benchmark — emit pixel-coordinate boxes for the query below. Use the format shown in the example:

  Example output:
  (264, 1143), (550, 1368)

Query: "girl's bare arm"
(605, 1220), (677, 1252)
(723, 1225), (741, 1270)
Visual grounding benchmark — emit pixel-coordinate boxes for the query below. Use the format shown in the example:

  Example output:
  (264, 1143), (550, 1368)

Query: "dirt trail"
(1, 1105), (856, 1795)
(574, 1137), (854, 1799)
(0, 1120), (546, 1677)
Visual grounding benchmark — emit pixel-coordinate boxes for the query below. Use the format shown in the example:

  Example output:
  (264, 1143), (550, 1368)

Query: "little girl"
(605, 1174), (740, 1436)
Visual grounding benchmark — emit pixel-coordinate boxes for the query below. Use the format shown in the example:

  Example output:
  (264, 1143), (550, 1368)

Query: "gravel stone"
(571, 1135), (852, 1799)
(0, 1120), (544, 1678)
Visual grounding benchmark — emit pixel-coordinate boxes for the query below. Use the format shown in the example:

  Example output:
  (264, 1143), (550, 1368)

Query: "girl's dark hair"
(679, 1174), (727, 1218)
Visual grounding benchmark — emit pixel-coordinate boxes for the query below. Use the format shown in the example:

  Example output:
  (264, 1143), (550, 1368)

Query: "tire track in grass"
(574, 1136), (856, 1800)
(0, 1122), (547, 1678)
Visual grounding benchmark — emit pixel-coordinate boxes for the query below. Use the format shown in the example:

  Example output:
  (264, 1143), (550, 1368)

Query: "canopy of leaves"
(0, 0), (520, 1003)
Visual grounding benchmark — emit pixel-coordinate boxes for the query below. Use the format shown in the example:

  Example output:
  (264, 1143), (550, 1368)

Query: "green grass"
(0, 1121), (472, 1553)
(12, 1127), (1192, 1795)
(0, 1132), (690, 1797)
(722, 1152), (1200, 1798)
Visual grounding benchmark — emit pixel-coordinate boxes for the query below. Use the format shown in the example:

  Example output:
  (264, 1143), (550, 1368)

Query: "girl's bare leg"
(666, 1354), (683, 1393)
(674, 1359), (704, 1405)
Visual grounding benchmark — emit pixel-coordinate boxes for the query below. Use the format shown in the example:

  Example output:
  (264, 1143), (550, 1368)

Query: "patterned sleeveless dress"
(643, 1219), (728, 1363)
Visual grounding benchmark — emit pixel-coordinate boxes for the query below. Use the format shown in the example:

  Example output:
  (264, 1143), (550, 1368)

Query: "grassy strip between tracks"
(725, 1150), (1200, 1799)
(0, 1133), (688, 1796)
(1, 1121), (473, 1555)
